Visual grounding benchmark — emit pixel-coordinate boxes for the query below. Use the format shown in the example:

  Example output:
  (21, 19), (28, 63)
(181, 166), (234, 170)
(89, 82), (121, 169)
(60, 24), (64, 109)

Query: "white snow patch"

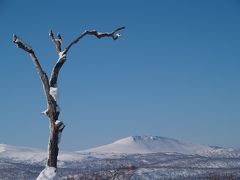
(55, 120), (65, 144)
(36, 166), (56, 180)
(115, 33), (121, 37)
(55, 120), (65, 130)
(55, 120), (62, 126)
(50, 87), (58, 101)
(41, 109), (48, 115)
(58, 51), (66, 61)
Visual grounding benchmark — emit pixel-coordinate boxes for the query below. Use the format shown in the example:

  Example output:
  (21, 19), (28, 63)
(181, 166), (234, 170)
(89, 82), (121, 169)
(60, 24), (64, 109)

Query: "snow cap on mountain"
(82, 135), (221, 155)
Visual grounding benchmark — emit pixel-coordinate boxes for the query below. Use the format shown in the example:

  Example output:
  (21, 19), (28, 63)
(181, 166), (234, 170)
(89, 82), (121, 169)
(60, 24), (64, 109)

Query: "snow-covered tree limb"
(49, 52), (66, 87)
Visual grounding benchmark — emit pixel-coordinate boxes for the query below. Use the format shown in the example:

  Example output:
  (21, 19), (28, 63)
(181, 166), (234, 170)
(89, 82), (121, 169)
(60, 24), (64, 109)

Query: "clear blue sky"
(0, 0), (240, 151)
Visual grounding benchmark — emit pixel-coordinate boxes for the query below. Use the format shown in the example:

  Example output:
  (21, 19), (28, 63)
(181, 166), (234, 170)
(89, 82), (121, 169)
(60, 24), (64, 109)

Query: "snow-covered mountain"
(81, 136), (238, 157)
(0, 135), (239, 160)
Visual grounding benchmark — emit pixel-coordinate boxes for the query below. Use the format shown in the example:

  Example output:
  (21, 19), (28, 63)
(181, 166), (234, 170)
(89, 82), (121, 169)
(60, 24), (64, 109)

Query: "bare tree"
(13, 27), (125, 171)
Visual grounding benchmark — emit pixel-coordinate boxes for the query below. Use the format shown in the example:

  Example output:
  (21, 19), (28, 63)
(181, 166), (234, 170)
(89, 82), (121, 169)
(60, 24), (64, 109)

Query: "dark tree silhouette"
(13, 26), (125, 172)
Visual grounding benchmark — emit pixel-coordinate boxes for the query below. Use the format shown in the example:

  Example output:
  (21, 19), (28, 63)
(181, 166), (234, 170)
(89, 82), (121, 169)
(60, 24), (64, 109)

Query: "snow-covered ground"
(0, 136), (240, 179)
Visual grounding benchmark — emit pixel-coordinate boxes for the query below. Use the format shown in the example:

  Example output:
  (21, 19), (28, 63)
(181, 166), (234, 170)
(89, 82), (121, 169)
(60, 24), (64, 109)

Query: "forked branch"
(13, 26), (125, 171)
(49, 26), (125, 87)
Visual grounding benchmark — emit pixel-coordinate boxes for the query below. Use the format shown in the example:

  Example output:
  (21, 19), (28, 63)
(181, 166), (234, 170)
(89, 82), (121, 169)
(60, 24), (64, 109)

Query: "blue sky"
(0, 0), (240, 150)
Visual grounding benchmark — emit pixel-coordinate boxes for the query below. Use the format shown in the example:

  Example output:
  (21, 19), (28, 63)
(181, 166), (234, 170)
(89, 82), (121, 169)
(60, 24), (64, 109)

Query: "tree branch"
(49, 26), (125, 87)
(49, 30), (65, 87)
(13, 34), (51, 103)
(64, 26), (125, 54)
(49, 30), (62, 54)
(49, 51), (66, 87)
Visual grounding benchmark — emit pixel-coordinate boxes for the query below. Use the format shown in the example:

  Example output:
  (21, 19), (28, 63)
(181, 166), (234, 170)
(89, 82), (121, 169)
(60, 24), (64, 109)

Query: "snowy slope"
(81, 136), (238, 156)
(0, 144), (46, 163)
(0, 144), (86, 164)
(0, 136), (239, 163)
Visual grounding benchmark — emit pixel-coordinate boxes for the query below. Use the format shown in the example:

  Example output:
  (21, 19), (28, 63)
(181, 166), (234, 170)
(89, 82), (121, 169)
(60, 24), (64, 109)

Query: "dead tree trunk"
(13, 27), (125, 169)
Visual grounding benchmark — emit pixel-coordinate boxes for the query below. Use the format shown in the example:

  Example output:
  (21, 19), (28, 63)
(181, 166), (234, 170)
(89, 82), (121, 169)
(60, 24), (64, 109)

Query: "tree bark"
(12, 26), (125, 170)
(47, 126), (59, 167)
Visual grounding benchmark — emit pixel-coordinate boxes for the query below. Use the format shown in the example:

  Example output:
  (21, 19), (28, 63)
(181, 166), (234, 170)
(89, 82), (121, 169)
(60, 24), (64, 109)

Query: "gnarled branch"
(13, 34), (51, 103)
(49, 26), (125, 87)
(64, 26), (125, 54)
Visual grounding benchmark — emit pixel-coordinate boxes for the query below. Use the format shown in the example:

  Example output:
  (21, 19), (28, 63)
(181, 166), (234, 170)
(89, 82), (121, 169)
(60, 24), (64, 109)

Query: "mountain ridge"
(1, 135), (239, 160)
(80, 135), (239, 157)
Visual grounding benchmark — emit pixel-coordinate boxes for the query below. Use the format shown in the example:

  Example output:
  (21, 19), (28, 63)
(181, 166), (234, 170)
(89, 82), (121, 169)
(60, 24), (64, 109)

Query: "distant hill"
(81, 135), (239, 157)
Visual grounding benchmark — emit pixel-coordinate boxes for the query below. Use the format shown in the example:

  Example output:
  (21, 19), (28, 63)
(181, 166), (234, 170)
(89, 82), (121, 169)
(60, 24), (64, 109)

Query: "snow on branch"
(49, 55), (66, 87)
(41, 109), (49, 116)
(64, 26), (125, 54)
(50, 86), (59, 101)
(55, 120), (65, 144)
